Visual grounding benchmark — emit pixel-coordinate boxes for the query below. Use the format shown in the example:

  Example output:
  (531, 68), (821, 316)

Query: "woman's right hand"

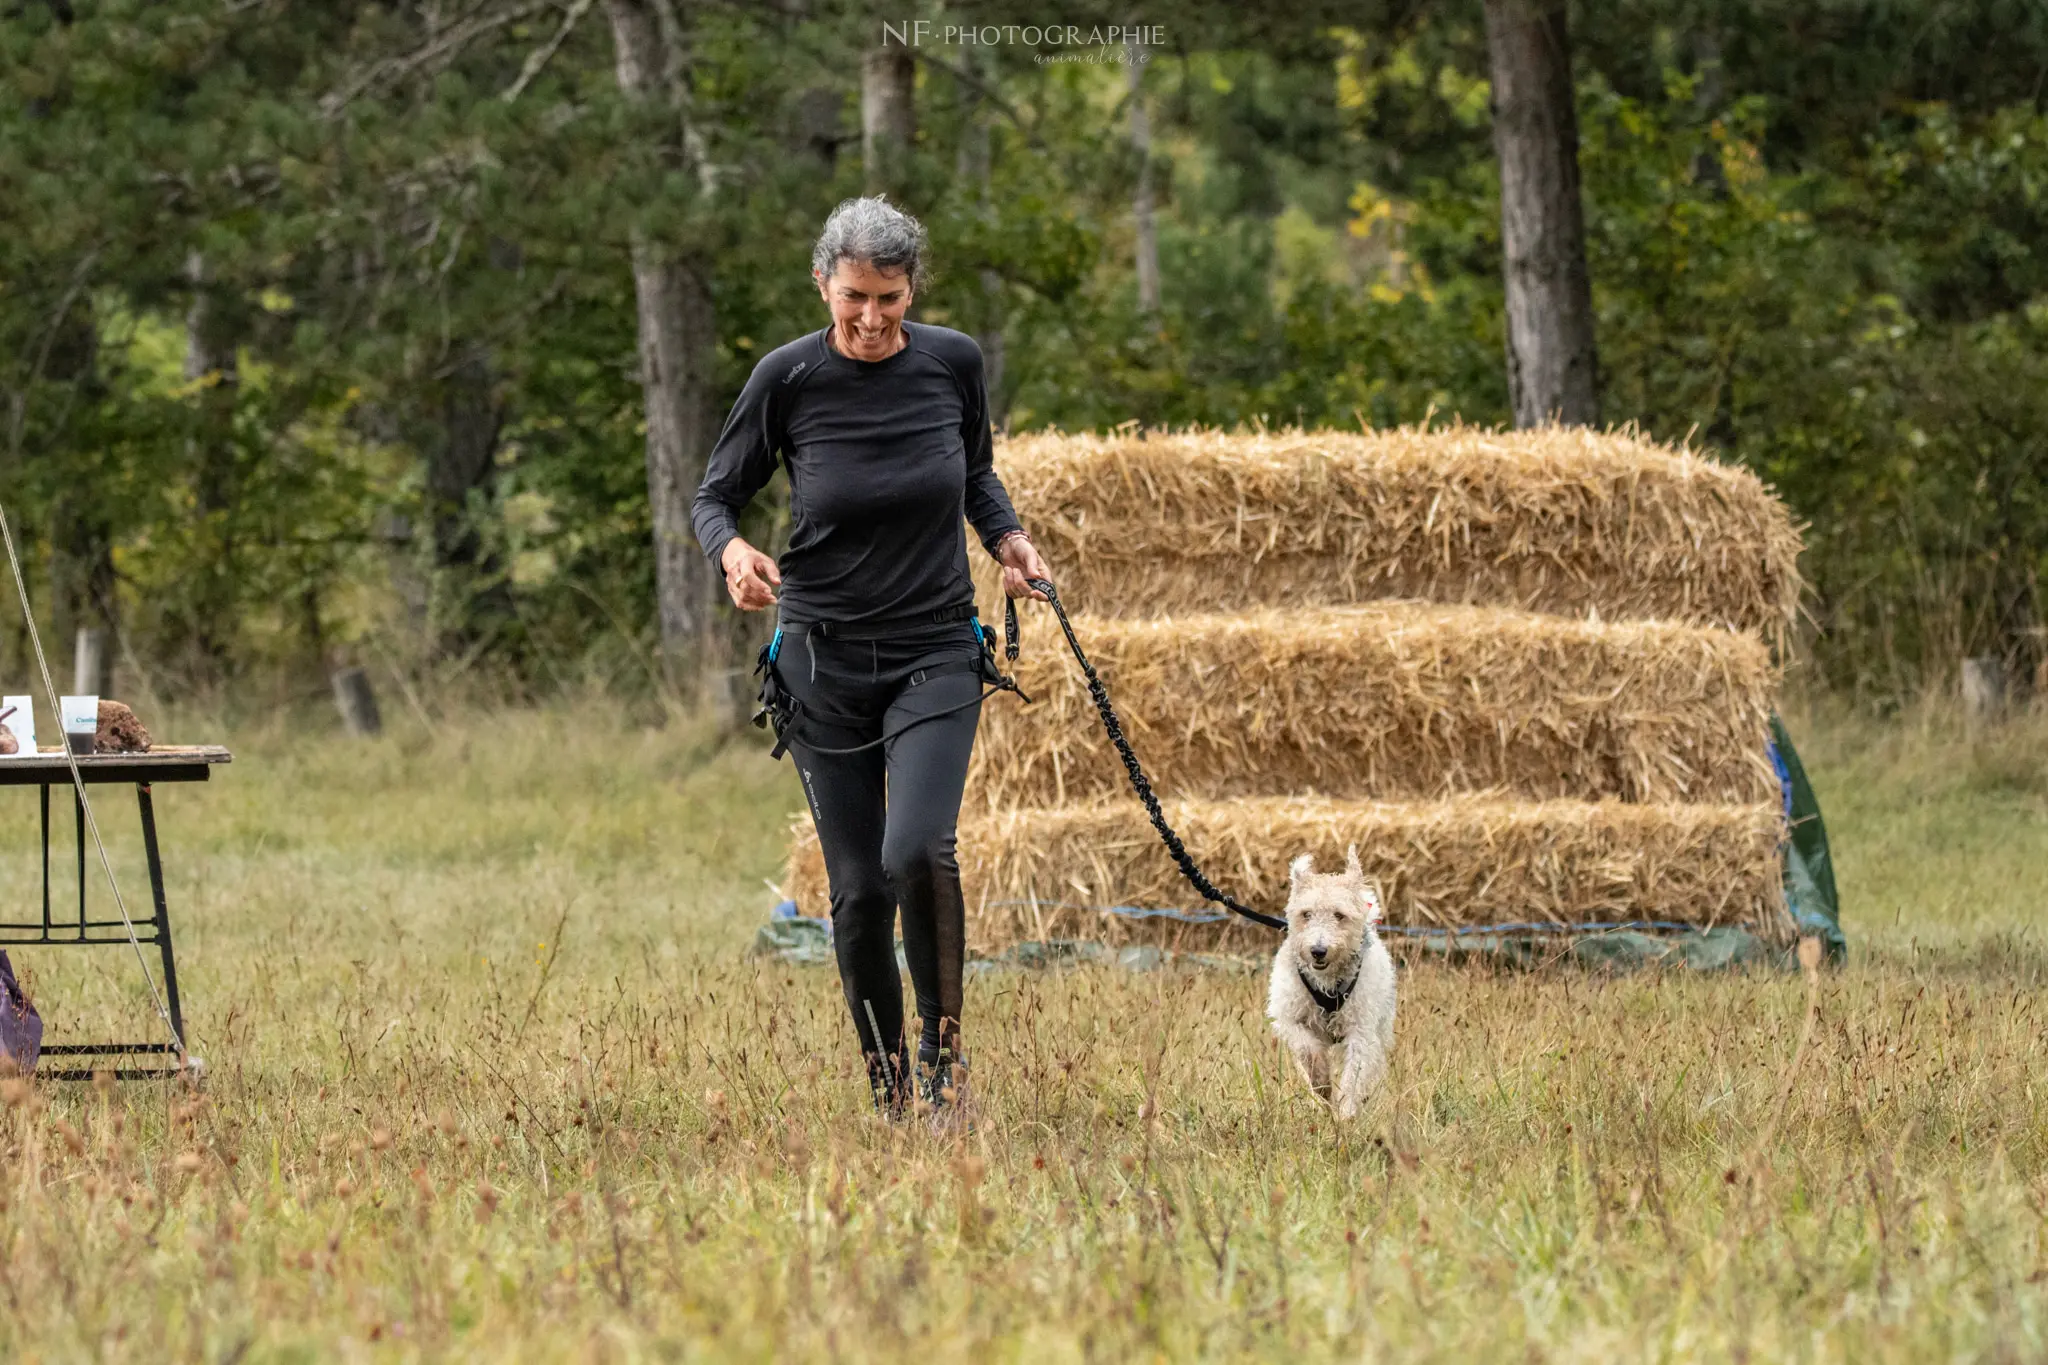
(721, 538), (781, 611)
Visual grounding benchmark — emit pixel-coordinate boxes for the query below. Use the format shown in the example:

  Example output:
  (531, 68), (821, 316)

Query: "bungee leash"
(1011, 577), (1287, 933)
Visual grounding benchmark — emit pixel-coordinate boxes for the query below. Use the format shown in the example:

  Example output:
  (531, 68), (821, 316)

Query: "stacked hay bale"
(786, 425), (1804, 953)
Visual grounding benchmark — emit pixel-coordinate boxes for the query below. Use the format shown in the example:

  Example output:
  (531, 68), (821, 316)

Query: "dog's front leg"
(1288, 1040), (1333, 1102)
(1332, 1035), (1388, 1120)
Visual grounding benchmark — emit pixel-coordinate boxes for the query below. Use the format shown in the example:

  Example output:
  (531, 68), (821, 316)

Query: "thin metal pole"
(74, 786), (85, 939)
(40, 782), (50, 936)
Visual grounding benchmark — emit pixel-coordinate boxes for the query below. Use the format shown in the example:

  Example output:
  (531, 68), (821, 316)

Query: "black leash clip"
(1003, 594), (1022, 662)
(978, 617), (1032, 704)
(992, 578), (1058, 698)
(999, 575), (1057, 664)
(751, 635), (801, 760)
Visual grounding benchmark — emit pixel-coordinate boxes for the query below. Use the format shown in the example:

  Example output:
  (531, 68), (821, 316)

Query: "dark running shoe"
(866, 1046), (911, 1121)
(917, 1047), (973, 1135)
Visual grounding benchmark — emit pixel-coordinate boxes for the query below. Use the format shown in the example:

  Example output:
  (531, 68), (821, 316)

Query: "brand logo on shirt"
(783, 360), (809, 384)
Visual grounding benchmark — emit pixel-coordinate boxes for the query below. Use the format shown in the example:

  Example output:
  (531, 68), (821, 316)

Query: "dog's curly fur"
(1266, 845), (1397, 1119)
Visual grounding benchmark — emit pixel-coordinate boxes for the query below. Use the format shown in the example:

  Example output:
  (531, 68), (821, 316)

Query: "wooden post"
(1962, 655), (2006, 721)
(72, 627), (107, 697)
(331, 666), (383, 738)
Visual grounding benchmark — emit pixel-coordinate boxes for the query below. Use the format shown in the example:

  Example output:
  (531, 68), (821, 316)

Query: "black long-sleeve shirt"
(691, 321), (1023, 627)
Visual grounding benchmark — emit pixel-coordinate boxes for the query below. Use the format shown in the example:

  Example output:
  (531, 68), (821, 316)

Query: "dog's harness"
(1299, 966), (1361, 1015)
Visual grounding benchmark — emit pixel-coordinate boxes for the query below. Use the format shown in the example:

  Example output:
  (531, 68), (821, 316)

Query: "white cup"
(60, 695), (97, 756)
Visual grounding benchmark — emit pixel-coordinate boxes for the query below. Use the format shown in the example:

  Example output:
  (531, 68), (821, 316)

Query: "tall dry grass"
(0, 700), (2041, 1361)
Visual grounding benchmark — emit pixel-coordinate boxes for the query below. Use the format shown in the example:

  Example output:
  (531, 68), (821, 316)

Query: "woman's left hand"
(997, 532), (1052, 602)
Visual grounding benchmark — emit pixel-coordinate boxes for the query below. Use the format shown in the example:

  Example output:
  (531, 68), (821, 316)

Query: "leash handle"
(1025, 576), (1285, 932)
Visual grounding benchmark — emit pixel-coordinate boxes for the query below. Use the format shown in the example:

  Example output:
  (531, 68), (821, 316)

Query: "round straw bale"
(784, 795), (1789, 953)
(975, 603), (1780, 807)
(974, 423), (1803, 639)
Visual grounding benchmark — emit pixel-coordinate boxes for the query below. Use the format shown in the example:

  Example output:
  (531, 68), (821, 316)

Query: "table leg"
(136, 782), (186, 1051)
(74, 785), (85, 939)
(40, 782), (50, 936)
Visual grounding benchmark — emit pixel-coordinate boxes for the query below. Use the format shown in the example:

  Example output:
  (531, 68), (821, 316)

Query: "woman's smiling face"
(816, 257), (912, 361)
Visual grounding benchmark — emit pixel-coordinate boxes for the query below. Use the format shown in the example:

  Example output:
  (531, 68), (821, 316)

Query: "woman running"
(691, 196), (1051, 1120)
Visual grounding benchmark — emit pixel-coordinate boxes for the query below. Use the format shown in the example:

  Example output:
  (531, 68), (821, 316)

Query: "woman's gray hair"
(811, 196), (930, 294)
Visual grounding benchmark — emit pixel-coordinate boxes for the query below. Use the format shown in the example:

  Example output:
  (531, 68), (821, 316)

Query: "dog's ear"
(1343, 843), (1363, 882)
(1289, 853), (1315, 887)
(1359, 881), (1385, 923)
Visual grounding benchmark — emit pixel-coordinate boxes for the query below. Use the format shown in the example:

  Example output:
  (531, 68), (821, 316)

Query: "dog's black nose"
(1309, 946), (1328, 963)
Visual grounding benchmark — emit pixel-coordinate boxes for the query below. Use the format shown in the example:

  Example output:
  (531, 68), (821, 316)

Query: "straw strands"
(973, 424), (1804, 640)
(976, 603), (1781, 808)
(784, 796), (1790, 952)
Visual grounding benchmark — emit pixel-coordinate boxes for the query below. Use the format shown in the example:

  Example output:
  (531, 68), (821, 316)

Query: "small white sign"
(0, 695), (32, 757)
(59, 695), (97, 756)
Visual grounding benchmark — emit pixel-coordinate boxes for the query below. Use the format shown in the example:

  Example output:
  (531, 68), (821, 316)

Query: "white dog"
(1266, 846), (1396, 1119)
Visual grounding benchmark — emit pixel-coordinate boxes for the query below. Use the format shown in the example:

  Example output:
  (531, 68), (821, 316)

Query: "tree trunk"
(776, 0), (842, 173)
(40, 292), (117, 696)
(331, 665), (384, 737)
(604, 0), (732, 709)
(185, 251), (240, 513)
(976, 266), (1008, 425)
(1126, 42), (1161, 322)
(51, 499), (114, 694)
(955, 56), (1007, 424)
(862, 45), (916, 197)
(1962, 655), (2006, 722)
(626, 247), (725, 686)
(425, 347), (504, 562)
(184, 250), (243, 666)
(1689, 30), (1728, 196)
(423, 342), (516, 654)
(1483, 0), (1600, 427)
(793, 85), (844, 171)
(72, 626), (107, 698)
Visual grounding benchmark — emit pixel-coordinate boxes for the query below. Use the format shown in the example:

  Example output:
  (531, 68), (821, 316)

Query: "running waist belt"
(751, 615), (1028, 760)
(775, 602), (978, 641)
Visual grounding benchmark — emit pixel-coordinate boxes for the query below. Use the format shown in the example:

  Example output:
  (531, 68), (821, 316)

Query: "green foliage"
(1575, 84), (2048, 693)
(3, 0), (2046, 700)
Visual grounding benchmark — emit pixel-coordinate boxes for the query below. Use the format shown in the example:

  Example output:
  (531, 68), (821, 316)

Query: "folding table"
(0, 746), (232, 1078)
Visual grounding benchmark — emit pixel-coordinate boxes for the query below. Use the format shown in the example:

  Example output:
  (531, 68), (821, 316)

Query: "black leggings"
(775, 618), (983, 1081)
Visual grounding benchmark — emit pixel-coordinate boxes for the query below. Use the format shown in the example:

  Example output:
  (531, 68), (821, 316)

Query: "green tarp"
(1771, 712), (1848, 963)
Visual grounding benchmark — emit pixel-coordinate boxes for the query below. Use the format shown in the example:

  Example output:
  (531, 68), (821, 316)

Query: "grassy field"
(0, 699), (2045, 1362)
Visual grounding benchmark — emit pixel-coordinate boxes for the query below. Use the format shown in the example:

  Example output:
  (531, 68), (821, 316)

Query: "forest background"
(4, 0), (2046, 715)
